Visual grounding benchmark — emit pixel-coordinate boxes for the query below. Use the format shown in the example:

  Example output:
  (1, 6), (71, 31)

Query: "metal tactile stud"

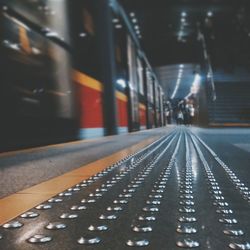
(77, 236), (101, 245)
(2, 221), (23, 229)
(176, 238), (200, 248)
(176, 225), (197, 234)
(179, 207), (195, 213)
(214, 202), (229, 207)
(213, 196), (225, 201)
(20, 211), (39, 218)
(180, 195), (194, 199)
(88, 225), (108, 231)
(149, 194), (162, 199)
(48, 198), (63, 203)
(132, 225), (152, 233)
(223, 230), (244, 236)
(81, 199), (96, 204)
(219, 218), (238, 224)
(113, 199), (128, 204)
(119, 193), (132, 198)
(36, 204), (52, 210)
(229, 242), (250, 249)
(126, 239), (149, 247)
(216, 209), (233, 214)
(178, 216), (197, 223)
(96, 188), (108, 192)
(107, 206), (123, 211)
(142, 206), (159, 212)
(99, 214), (117, 220)
(45, 222), (66, 230)
(179, 200), (194, 206)
(70, 205), (87, 211)
(60, 213), (78, 219)
(27, 234), (52, 244)
(59, 192), (72, 197)
(138, 215), (156, 221)
(89, 193), (103, 198)
(146, 200), (161, 205)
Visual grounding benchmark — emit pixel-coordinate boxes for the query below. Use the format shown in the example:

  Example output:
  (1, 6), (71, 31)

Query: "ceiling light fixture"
(207, 11), (213, 17)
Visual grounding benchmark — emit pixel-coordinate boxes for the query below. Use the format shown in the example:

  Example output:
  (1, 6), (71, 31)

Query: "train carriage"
(0, 0), (166, 151)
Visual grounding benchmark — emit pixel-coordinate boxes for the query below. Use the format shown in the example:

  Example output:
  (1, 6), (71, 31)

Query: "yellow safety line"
(210, 123), (250, 127)
(0, 136), (161, 225)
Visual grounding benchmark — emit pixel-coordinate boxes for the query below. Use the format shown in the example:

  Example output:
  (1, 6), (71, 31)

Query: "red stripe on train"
(76, 84), (104, 128)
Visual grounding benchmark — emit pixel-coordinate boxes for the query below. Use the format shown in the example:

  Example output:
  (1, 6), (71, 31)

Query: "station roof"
(120, 0), (250, 99)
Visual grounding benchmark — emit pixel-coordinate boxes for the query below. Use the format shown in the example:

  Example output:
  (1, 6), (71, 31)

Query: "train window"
(69, 1), (99, 79)
(6, 0), (71, 44)
(137, 57), (144, 95)
(0, 12), (74, 118)
(112, 12), (128, 87)
(127, 35), (138, 93)
(82, 8), (95, 36)
(155, 83), (159, 107)
(127, 35), (139, 122)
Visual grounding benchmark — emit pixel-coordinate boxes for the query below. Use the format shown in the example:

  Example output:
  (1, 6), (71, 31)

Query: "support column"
(95, 0), (118, 136)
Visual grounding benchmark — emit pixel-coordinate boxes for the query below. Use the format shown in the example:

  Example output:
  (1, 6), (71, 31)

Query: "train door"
(145, 69), (155, 128)
(112, 12), (129, 134)
(69, 0), (104, 139)
(0, 0), (77, 150)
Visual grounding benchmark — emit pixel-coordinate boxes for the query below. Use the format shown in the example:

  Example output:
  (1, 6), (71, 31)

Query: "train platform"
(0, 126), (250, 250)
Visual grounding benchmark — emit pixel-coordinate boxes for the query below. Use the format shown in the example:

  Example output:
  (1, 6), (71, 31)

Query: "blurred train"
(0, 0), (166, 151)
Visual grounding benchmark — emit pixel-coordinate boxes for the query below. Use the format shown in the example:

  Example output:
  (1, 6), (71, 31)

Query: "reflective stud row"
(176, 134), (199, 249)
(190, 133), (250, 250)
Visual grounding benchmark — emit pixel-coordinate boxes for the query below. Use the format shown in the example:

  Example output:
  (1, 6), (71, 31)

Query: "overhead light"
(117, 79), (126, 88)
(181, 18), (186, 23)
(132, 18), (137, 23)
(179, 64), (184, 68)
(134, 25), (139, 30)
(207, 11), (213, 17)
(79, 33), (87, 38)
(130, 12), (135, 17)
(112, 18), (119, 23)
(181, 12), (187, 17)
(191, 74), (201, 94)
(115, 24), (122, 29)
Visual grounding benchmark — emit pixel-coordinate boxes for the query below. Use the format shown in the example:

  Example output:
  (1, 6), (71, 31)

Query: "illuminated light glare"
(171, 76), (182, 99)
(132, 18), (137, 23)
(181, 18), (186, 23)
(134, 25), (139, 30)
(181, 12), (187, 17)
(130, 12), (135, 17)
(117, 79), (126, 88)
(179, 64), (184, 68)
(207, 11), (213, 17)
(79, 33), (87, 37)
(112, 18), (119, 23)
(115, 24), (122, 29)
(185, 74), (201, 99)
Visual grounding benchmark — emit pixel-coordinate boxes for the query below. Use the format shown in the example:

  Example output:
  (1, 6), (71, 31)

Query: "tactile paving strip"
(0, 128), (249, 250)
